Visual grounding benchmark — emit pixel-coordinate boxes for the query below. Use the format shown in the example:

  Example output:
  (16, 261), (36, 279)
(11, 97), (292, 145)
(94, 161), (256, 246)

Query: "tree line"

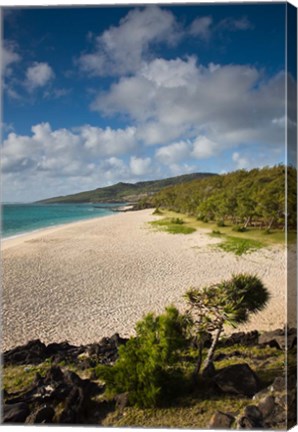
(151, 165), (297, 230)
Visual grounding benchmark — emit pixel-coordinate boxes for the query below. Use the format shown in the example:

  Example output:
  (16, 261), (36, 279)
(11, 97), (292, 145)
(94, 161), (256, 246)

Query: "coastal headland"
(2, 208), (292, 352)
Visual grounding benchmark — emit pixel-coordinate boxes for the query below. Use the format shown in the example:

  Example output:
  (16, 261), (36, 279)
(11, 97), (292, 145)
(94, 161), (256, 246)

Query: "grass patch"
(209, 230), (223, 237)
(158, 210), (294, 246)
(218, 236), (264, 255)
(103, 395), (248, 428)
(150, 218), (196, 235)
(3, 363), (50, 393)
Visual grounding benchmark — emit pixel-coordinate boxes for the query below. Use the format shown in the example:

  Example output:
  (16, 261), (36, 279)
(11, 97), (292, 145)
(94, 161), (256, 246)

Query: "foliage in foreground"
(96, 306), (190, 408)
(185, 273), (270, 376)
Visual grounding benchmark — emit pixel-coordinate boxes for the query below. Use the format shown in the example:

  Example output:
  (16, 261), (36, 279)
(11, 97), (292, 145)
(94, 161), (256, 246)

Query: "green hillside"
(37, 172), (215, 204)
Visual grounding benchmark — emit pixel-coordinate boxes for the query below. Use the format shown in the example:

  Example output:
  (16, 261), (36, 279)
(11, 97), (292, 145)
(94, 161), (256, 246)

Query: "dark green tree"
(97, 306), (190, 408)
(185, 274), (270, 379)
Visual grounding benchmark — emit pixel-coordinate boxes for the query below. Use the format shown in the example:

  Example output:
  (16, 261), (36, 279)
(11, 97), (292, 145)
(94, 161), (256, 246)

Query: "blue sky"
(2, 3), (289, 201)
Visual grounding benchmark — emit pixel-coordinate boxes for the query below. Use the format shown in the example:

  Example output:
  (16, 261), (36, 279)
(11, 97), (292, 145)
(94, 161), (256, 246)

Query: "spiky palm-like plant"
(185, 273), (270, 379)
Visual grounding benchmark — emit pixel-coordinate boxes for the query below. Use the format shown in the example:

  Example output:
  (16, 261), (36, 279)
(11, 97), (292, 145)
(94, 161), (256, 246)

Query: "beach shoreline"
(2, 209), (292, 352)
(1, 211), (124, 251)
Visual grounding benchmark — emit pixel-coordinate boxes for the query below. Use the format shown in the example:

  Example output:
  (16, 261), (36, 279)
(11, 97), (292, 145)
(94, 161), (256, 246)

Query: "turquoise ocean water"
(1, 203), (119, 239)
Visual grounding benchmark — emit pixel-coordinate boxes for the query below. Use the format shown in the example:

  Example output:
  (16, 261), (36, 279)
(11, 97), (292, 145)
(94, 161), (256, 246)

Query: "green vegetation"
(3, 271), (294, 428)
(37, 172), (215, 204)
(96, 307), (190, 408)
(218, 236), (264, 255)
(185, 274), (269, 378)
(150, 217), (196, 235)
(152, 165), (297, 232)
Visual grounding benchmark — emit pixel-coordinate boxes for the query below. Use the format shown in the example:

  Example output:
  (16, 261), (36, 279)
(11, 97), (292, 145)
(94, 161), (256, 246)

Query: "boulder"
(58, 386), (86, 424)
(257, 395), (275, 418)
(115, 392), (129, 411)
(219, 331), (259, 347)
(3, 340), (47, 365)
(25, 405), (55, 423)
(3, 402), (30, 423)
(258, 329), (297, 350)
(213, 363), (259, 397)
(237, 405), (263, 429)
(270, 376), (286, 392)
(209, 411), (235, 428)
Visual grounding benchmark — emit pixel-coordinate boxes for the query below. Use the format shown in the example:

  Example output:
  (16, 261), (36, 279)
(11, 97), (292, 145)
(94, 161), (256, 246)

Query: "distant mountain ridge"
(37, 172), (216, 204)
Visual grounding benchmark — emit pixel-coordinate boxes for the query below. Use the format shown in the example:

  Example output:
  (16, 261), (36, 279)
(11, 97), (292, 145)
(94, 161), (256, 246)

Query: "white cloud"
(189, 16), (213, 40)
(92, 57), (285, 154)
(1, 123), (145, 201)
(218, 17), (253, 31)
(192, 136), (220, 159)
(80, 125), (137, 156)
(130, 156), (152, 176)
(25, 62), (55, 91)
(232, 152), (250, 169)
(77, 6), (180, 76)
(2, 40), (21, 76)
(141, 56), (198, 88)
(155, 141), (191, 165)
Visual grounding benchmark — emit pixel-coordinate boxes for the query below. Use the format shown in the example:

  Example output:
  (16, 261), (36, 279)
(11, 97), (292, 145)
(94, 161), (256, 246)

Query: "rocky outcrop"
(209, 373), (297, 429)
(3, 333), (127, 368)
(3, 366), (105, 424)
(213, 363), (260, 397)
(218, 331), (259, 348)
(258, 328), (297, 350)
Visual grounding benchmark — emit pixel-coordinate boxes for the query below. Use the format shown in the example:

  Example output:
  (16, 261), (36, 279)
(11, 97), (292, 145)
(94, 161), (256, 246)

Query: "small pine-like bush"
(170, 217), (184, 225)
(232, 225), (247, 232)
(96, 307), (190, 408)
(217, 220), (225, 227)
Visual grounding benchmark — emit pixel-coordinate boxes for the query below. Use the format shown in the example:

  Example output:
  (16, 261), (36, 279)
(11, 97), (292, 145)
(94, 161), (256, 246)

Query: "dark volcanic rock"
(3, 365), (105, 425)
(3, 340), (47, 365)
(3, 333), (128, 368)
(213, 363), (259, 397)
(258, 328), (297, 350)
(218, 331), (259, 348)
(3, 402), (30, 423)
(257, 395), (275, 418)
(25, 405), (55, 424)
(209, 411), (235, 428)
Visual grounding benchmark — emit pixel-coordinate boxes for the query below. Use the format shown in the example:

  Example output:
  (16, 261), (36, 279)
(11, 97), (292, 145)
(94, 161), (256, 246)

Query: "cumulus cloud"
(156, 141), (191, 165)
(232, 152), (250, 169)
(217, 17), (253, 31)
(92, 56), (285, 153)
(25, 62), (55, 91)
(80, 125), (137, 156)
(77, 6), (180, 76)
(1, 122), (143, 200)
(189, 16), (213, 40)
(130, 156), (152, 176)
(2, 40), (21, 76)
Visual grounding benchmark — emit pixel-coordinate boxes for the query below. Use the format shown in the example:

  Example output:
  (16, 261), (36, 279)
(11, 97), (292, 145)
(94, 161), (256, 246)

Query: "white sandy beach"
(1, 209), (295, 351)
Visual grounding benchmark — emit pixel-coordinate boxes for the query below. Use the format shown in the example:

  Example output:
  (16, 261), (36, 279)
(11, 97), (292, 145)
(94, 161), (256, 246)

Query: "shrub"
(210, 230), (222, 237)
(153, 208), (163, 215)
(218, 237), (263, 255)
(217, 220), (225, 227)
(232, 225), (247, 232)
(96, 307), (190, 408)
(196, 215), (209, 223)
(170, 217), (184, 225)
